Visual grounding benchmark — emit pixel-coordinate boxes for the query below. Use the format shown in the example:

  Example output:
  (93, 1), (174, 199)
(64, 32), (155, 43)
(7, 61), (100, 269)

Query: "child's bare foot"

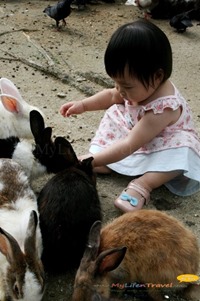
(114, 179), (151, 212)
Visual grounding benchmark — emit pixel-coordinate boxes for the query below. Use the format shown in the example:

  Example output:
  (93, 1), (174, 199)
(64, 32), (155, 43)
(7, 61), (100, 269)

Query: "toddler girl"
(60, 19), (200, 212)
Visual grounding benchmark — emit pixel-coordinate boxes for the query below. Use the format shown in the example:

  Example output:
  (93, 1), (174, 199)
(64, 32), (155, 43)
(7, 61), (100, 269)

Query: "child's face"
(113, 68), (162, 105)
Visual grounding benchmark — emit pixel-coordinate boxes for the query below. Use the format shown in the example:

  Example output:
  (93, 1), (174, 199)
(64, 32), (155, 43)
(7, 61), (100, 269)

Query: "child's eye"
(124, 86), (133, 90)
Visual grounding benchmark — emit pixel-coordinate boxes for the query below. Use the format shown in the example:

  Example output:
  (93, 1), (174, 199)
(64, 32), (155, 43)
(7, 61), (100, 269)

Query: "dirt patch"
(0, 1), (200, 300)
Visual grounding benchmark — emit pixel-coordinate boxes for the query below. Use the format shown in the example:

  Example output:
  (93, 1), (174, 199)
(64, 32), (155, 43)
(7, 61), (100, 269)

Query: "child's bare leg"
(114, 171), (182, 212)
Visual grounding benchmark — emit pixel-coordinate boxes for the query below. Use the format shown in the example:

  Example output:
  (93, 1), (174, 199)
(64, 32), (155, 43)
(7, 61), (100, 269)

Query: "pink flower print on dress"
(113, 110), (120, 117)
(99, 138), (106, 146)
(186, 115), (190, 124)
(155, 103), (164, 112)
(106, 132), (115, 140)
(162, 138), (169, 147)
(177, 121), (184, 129)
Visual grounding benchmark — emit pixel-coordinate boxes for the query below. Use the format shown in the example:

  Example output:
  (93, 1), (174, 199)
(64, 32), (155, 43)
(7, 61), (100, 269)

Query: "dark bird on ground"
(170, 11), (194, 32)
(43, 0), (73, 29)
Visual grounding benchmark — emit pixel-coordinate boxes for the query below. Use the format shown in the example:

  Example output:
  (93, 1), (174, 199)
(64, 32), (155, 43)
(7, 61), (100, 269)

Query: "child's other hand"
(60, 100), (84, 117)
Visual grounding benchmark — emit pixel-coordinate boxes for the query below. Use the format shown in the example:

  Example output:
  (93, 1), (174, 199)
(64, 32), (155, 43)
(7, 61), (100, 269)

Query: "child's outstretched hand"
(60, 100), (85, 117)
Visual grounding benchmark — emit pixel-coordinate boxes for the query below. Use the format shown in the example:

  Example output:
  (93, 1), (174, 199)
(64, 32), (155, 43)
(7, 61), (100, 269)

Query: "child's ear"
(156, 68), (164, 80)
(154, 68), (164, 84)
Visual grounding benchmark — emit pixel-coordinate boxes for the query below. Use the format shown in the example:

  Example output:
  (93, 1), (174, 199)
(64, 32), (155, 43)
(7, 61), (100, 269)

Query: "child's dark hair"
(104, 20), (172, 88)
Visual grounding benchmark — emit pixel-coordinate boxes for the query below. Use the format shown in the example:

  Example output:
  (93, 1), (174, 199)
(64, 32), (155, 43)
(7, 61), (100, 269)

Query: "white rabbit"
(0, 77), (44, 139)
(0, 158), (45, 301)
(72, 210), (200, 301)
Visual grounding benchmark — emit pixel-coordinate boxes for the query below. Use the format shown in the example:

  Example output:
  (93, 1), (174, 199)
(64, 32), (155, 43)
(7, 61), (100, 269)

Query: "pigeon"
(170, 11), (194, 33)
(43, 0), (73, 28)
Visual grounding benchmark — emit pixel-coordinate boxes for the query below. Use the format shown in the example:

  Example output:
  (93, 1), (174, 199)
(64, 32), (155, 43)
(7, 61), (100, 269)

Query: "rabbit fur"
(72, 210), (200, 301)
(0, 158), (45, 301)
(0, 110), (78, 180)
(0, 77), (44, 139)
(92, 293), (120, 301)
(37, 141), (102, 273)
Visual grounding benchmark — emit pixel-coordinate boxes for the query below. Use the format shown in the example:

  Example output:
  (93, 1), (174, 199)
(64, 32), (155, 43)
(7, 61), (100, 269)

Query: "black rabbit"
(0, 110), (79, 179)
(37, 140), (102, 272)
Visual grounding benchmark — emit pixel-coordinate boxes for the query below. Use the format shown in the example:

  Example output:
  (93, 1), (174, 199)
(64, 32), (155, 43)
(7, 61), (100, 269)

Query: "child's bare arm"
(92, 107), (181, 167)
(60, 88), (123, 117)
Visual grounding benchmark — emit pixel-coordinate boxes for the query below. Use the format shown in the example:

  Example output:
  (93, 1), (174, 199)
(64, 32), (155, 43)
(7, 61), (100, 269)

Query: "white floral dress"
(89, 84), (200, 196)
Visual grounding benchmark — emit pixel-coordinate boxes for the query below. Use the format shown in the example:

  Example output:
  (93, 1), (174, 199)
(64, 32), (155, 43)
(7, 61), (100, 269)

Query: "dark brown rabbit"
(72, 210), (200, 301)
(37, 140), (102, 273)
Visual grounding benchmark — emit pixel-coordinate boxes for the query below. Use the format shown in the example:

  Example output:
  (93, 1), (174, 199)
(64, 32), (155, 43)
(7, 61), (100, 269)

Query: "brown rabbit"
(72, 210), (200, 301)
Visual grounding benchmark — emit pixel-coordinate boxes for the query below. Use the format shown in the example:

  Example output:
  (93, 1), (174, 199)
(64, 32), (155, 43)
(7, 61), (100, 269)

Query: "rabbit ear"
(30, 110), (53, 146)
(0, 78), (25, 113)
(55, 136), (79, 165)
(80, 157), (94, 178)
(0, 78), (23, 101)
(0, 94), (23, 114)
(30, 110), (45, 139)
(87, 220), (101, 249)
(82, 157), (94, 166)
(24, 211), (45, 289)
(83, 221), (102, 261)
(79, 222), (126, 276)
(0, 227), (24, 266)
(95, 247), (127, 275)
(24, 210), (38, 256)
(42, 127), (53, 144)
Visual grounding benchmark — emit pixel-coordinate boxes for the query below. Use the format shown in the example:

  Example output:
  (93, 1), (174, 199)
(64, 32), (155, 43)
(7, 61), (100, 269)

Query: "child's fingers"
(60, 103), (73, 116)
